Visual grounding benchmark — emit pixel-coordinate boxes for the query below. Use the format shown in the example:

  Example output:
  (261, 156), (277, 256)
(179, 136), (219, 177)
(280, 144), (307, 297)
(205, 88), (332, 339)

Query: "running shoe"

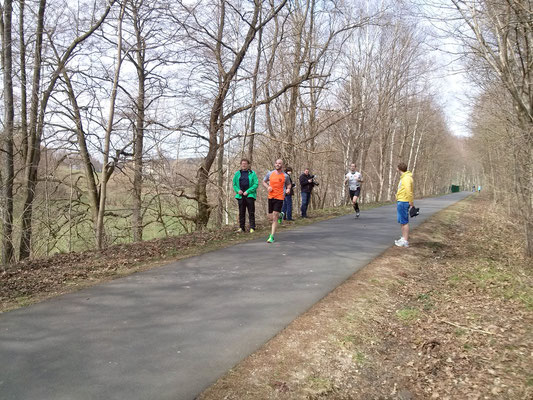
(278, 212), (285, 224)
(356, 211), (360, 218)
(394, 238), (409, 247)
(267, 234), (275, 243)
(250, 228), (255, 233)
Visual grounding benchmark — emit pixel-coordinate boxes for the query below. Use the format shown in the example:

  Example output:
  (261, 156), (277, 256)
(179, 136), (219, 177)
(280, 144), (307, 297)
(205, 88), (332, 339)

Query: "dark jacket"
(299, 173), (315, 193)
(287, 175), (295, 196)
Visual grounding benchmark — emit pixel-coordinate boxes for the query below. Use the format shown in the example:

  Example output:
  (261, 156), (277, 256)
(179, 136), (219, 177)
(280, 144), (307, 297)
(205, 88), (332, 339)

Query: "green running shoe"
(266, 234), (274, 243)
(278, 212), (285, 224)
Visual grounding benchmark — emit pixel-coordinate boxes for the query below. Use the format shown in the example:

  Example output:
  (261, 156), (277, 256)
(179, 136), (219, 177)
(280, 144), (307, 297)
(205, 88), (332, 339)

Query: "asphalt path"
(0, 192), (471, 400)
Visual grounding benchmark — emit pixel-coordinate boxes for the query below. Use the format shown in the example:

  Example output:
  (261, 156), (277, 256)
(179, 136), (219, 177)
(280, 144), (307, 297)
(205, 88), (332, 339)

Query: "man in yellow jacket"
(395, 162), (414, 247)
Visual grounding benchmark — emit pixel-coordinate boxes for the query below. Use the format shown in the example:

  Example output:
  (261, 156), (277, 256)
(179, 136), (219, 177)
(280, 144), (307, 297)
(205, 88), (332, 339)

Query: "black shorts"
(349, 188), (361, 198)
(268, 198), (284, 213)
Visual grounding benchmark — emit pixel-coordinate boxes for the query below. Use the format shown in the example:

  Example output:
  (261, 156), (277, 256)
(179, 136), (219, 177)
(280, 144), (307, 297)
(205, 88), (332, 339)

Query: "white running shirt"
(345, 171), (362, 190)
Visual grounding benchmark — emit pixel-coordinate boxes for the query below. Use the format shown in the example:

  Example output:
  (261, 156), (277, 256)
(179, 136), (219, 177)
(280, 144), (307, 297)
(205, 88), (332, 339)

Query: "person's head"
(240, 158), (250, 170)
(397, 162), (408, 173)
(285, 166), (293, 175)
(350, 163), (356, 172)
(304, 168), (310, 175)
(274, 159), (283, 171)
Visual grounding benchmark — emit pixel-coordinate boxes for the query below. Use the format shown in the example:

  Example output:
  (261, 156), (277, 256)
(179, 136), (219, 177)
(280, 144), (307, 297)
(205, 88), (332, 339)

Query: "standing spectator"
(232, 158), (258, 233)
(344, 163), (363, 218)
(281, 167), (295, 221)
(299, 167), (316, 218)
(395, 162), (414, 248)
(262, 159), (291, 243)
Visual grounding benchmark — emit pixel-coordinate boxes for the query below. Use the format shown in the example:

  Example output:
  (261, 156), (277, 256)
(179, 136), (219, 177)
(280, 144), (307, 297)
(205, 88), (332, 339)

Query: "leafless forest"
(0, 0), (531, 262)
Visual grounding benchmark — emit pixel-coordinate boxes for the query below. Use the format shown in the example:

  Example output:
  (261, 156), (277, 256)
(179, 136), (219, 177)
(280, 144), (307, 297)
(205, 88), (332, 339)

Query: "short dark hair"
(397, 162), (408, 172)
(285, 166), (293, 172)
(240, 158), (250, 164)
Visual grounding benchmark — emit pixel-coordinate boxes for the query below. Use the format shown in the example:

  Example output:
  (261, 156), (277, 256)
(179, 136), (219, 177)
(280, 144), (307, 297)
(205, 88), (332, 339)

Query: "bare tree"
(450, 0), (532, 256)
(1, 0), (15, 264)
(17, 0), (115, 259)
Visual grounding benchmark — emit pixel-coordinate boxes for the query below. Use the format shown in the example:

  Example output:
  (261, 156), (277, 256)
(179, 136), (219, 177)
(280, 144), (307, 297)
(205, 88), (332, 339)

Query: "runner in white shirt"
(344, 163), (363, 218)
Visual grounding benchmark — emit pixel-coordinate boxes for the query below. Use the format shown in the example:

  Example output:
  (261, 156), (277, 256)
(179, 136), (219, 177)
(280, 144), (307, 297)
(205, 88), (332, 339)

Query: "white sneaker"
(395, 238), (409, 247)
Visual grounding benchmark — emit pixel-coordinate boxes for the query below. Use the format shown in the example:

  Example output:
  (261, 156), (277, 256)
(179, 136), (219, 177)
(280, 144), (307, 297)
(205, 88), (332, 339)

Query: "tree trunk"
(247, 24), (262, 164)
(1, 0), (15, 264)
(132, 4), (146, 243)
(18, 0), (115, 259)
(96, 2), (126, 249)
(62, 72), (100, 228)
(216, 115), (225, 228)
(19, 0), (28, 161)
(18, 0), (46, 260)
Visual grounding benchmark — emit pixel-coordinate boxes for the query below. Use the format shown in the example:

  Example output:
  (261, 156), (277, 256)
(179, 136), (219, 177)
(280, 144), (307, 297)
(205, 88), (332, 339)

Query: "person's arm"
(232, 172), (241, 195)
(263, 172), (272, 192)
(285, 173), (292, 194)
(407, 176), (414, 206)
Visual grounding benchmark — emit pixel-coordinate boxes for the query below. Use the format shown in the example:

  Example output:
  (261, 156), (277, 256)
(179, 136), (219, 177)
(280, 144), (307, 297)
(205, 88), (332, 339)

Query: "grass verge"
(198, 195), (532, 399)
(1, 202), (376, 313)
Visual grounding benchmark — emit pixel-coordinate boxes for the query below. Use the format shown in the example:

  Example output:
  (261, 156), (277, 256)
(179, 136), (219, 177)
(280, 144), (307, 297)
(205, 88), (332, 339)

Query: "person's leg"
(401, 223), (409, 241)
(237, 198), (246, 230)
(247, 197), (256, 230)
(301, 192), (309, 217)
(286, 195), (293, 220)
(353, 188), (361, 213)
(281, 197), (288, 217)
(271, 211), (279, 235)
(395, 202), (409, 247)
(266, 199), (276, 242)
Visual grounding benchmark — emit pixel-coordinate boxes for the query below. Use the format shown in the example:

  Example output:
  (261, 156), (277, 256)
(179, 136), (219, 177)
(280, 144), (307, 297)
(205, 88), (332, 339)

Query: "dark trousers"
(281, 195), (293, 220)
(301, 192), (311, 217)
(237, 197), (255, 230)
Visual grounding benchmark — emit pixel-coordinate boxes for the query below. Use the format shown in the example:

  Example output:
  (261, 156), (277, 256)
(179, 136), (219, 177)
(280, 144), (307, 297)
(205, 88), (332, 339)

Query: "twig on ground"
(439, 319), (503, 337)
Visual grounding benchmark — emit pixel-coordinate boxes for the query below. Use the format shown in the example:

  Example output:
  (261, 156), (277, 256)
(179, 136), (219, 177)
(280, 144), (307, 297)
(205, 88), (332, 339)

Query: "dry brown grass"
(198, 196), (532, 400)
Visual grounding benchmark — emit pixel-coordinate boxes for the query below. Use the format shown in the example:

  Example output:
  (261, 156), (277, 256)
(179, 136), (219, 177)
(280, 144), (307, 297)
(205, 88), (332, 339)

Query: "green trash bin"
(450, 185), (460, 193)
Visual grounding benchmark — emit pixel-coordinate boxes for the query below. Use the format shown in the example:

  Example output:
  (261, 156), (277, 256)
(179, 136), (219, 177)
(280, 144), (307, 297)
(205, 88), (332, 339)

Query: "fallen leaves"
(198, 196), (533, 400)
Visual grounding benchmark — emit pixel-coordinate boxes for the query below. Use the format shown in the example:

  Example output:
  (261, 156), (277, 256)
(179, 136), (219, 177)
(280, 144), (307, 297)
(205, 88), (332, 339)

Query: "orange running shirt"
(264, 170), (289, 200)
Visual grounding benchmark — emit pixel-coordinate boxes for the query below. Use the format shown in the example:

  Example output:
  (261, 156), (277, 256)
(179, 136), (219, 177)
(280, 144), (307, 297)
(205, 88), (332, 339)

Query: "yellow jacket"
(396, 171), (414, 203)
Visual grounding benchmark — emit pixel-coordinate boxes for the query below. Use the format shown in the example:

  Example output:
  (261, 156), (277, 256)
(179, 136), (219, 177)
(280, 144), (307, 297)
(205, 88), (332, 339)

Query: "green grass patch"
(417, 292), (435, 310)
(16, 296), (33, 307)
(306, 376), (334, 395)
(396, 307), (420, 323)
(353, 351), (366, 365)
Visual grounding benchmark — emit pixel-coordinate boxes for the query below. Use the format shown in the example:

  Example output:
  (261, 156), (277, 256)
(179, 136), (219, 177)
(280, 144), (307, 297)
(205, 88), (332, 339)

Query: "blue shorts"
(397, 201), (409, 224)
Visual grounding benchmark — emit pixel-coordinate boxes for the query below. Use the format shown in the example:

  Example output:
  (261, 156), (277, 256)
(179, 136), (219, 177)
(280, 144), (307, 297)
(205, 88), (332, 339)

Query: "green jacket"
(233, 169), (258, 199)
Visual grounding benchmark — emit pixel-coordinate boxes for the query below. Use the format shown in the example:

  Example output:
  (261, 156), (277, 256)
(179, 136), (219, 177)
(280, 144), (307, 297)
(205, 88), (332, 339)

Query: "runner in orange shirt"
(262, 159), (291, 243)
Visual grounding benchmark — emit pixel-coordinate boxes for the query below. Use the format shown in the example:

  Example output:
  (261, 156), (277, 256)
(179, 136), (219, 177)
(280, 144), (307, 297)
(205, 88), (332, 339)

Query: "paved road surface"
(0, 192), (471, 400)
